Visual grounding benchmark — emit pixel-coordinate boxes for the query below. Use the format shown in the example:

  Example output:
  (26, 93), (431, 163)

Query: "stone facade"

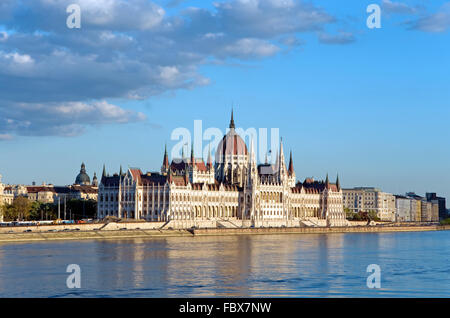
(343, 187), (396, 221)
(98, 113), (347, 227)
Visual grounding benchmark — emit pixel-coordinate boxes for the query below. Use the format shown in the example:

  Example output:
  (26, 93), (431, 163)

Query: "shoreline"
(0, 224), (448, 243)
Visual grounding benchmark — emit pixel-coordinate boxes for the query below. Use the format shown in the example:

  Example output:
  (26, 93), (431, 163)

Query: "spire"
(182, 145), (185, 161)
(119, 165), (123, 176)
(102, 164), (106, 178)
(278, 138), (286, 174)
(162, 143), (169, 170)
(288, 150), (294, 175)
(249, 137), (256, 165)
(336, 174), (341, 191)
(191, 142), (195, 165)
(325, 173), (329, 187)
(229, 108), (235, 129)
(92, 172), (98, 186)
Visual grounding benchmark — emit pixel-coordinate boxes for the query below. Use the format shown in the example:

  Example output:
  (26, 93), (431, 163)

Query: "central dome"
(75, 163), (91, 185)
(215, 110), (248, 163)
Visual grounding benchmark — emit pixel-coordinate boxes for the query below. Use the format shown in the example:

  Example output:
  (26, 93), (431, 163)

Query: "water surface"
(0, 231), (449, 297)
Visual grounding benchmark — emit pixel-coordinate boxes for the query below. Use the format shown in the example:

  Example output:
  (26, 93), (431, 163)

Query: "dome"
(75, 163), (91, 185)
(215, 110), (248, 164)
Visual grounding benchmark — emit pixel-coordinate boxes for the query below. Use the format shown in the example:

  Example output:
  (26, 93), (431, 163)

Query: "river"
(0, 231), (448, 297)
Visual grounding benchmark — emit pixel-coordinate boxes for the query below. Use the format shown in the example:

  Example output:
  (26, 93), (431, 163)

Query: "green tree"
(28, 201), (42, 220)
(12, 196), (31, 221)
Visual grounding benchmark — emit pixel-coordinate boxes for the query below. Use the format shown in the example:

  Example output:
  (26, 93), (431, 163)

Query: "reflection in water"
(0, 231), (449, 297)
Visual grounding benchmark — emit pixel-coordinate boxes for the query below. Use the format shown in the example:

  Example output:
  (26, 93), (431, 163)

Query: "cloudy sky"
(0, 0), (449, 199)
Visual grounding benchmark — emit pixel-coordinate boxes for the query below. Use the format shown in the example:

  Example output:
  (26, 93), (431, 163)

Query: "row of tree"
(0, 196), (97, 221)
(344, 208), (380, 221)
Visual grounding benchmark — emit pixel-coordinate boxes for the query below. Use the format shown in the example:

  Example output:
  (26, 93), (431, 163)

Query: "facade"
(0, 175), (14, 222)
(395, 195), (413, 222)
(342, 187), (396, 221)
(426, 193), (447, 220)
(395, 193), (440, 223)
(98, 112), (347, 227)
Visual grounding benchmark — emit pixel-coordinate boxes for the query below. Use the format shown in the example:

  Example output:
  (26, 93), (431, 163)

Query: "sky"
(0, 0), (449, 200)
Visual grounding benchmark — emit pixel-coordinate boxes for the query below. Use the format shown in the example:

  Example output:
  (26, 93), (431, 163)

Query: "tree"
(28, 201), (42, 220)
(12, 196), (31, 221)
(367, 210), (380, 221)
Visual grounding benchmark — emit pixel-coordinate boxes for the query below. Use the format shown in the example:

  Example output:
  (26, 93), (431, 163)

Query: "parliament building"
(98, 112), (347, 227)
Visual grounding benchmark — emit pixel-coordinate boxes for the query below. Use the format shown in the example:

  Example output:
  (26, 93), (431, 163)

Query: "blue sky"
(0, 0), (449, 200)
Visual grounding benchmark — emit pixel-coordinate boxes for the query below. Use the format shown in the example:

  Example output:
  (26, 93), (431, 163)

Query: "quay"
(0, 222), (448, 243)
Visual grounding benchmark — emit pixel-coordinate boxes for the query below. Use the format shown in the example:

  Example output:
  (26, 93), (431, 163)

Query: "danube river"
(0, 231), (449, 297)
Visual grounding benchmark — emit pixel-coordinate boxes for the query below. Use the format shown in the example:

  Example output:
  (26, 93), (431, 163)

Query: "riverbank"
(0, 224), (449, 243)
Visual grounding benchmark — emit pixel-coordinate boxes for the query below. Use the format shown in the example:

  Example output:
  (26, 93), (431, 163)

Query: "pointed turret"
(119, 165), (123, 176)
(92, 172), (98, 186)
(181, 144), (186, 162)
(250, 137), (256, 165)
(102, 164), (106, 178)
(229, 108), (235, 129)
(288, 151), (294, 175)
(336, 174), (341, 191)
(162, 143), (169, 173)
(325, 173), (330, 188)
(278, 138), (286, 175)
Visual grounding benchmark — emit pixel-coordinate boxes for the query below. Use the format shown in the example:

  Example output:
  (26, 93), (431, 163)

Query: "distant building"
(0, 175), (14, 222)
(75, 163), (92, 186)
(0, 175), (14, 207)
(404, 192), (439, 222)
(342, 187), (396, 221)
(426, 193), (447, 221)
(0, 164), (99, 207)
(395, 195), (413, 222)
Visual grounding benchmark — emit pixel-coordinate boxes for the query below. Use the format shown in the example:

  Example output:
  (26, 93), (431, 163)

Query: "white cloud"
(0, 134), (13, 141)
(318, 31), (355, 45)
(223, 38), (280, 58)
(409, 3), (450, 32)
(1, 51), (34, 64)
(0, 0), (354, 138)
(381, 0), (419, 15)
(0, 101), (146, 137)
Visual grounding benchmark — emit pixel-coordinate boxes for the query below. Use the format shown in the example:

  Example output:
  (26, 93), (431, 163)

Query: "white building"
(98, 112), (347, 227)
(342, 187), (396, 221)
(0, 175), (14, 222)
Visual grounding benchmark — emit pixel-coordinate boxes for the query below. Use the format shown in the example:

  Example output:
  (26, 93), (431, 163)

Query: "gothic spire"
(162, 143), (169, 169)
(288, 150), (294, 175)
(336, 174), (341, 191)
(119, 165), (123, 176)
(102, 164), (106, 178)
(229, 108), (235, 129)
(325, 173), (329, 187)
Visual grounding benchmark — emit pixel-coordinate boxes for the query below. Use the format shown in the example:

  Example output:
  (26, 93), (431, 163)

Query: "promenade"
(0, 222), (448, 243)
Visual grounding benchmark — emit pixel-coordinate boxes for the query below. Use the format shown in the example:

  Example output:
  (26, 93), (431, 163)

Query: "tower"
(161, 144), (169, 174)
(287, 150), (296, 187)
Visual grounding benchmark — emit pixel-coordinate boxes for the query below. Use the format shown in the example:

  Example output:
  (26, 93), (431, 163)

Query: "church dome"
(215, 110), (248, 163)
(75, 163), (91, 185)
